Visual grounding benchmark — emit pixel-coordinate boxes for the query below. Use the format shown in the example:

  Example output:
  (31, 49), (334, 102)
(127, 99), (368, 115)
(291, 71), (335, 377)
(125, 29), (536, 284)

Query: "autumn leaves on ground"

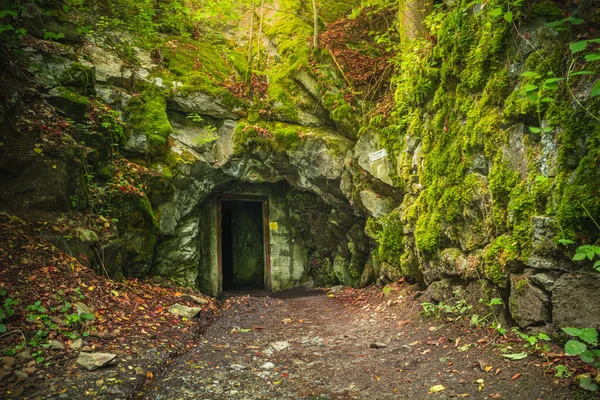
(0, 212), (596, 399)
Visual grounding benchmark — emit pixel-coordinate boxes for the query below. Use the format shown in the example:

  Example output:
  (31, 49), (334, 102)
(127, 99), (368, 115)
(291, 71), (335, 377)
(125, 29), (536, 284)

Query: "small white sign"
(369, 149), (388, 163)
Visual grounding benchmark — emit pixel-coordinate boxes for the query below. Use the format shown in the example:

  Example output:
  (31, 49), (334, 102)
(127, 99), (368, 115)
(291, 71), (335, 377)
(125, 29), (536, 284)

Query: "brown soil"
(140, 286), (586, 400)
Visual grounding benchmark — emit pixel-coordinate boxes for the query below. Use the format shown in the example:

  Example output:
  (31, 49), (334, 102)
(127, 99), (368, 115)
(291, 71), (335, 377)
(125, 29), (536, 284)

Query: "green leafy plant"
(554, 364), (572, 378)
(64, 312), (94, 327)
(470, 298), (506, 335)
(562, 327), (600, 366)
(421, 294), (472, 320)
(512, 328), (551, 354)
(0, 290), (19, 333)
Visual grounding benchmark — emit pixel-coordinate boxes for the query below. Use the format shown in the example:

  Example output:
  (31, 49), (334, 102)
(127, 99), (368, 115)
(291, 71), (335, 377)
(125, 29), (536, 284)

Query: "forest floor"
(141, 286), (586, 400)
(0, 211), (596, 399)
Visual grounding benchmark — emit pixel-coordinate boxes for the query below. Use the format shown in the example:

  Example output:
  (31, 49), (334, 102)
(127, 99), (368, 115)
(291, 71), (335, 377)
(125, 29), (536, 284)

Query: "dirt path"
(140, 286), (574, 400)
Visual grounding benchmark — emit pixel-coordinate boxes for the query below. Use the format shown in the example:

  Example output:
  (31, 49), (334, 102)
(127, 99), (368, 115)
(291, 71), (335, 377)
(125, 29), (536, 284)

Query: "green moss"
(378, 210), (405, 264)
(233, 121), (303, 154)
(514, 277), (529, 292)
(124, 88), (172, 153)
(483, 234), (518, 288)
(156, 36), (248, 110)
(530, 1), (563, 17)
(56, 86), (90, 105)
(60, 63), (95, 91)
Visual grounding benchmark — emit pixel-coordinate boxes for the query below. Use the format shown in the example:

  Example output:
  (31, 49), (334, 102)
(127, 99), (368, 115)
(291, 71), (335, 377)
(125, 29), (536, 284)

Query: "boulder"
(76, 352), (117, 371)
(509, 272), (551, 328)
(553, 272), (600, 330)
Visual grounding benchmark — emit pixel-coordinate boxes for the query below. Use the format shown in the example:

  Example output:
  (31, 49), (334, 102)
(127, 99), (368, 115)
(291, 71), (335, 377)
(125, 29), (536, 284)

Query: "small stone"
(75, 302), (92, 316)
(80, 346), (93, 352)
(262, 348), (273, 356)
(269, 341), (290, 351)
(70, 338), (83, 351)
(16, 348), (33, 363)
(91, 331), (114, 340)
(260, 362), (275, 370)
(229, 364), (247, 371)
(370, 343), (387, 349)
(184, 294), (209, 305)
(169, 303), (203, 319)
(329, 285), (344, 293)
(2, 357), (16, 368)
(76, 352), (117, 371)
(49, 340), (65, 350)
(391, 345), (412, 354)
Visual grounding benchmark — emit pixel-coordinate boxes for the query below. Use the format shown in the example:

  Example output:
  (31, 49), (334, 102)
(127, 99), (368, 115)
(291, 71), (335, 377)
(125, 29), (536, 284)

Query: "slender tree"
(312, 0), (319, 49)
(399, 0), (433, 41)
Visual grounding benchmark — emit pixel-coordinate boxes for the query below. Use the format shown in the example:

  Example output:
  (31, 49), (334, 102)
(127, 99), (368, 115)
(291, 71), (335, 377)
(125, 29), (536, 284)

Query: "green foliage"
(0, 290), (19, 333)
(562, 327), (600, 364)
(573, 245), (600, 272)
(421, 291), (472, 321)
(512, 328), (551, 354)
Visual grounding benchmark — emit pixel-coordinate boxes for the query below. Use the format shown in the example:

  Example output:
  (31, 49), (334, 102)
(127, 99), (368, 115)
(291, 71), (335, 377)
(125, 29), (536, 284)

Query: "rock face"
(553, 272), (600, 330)
(509, 272), (551, 327)
(5, 0), (600, 335)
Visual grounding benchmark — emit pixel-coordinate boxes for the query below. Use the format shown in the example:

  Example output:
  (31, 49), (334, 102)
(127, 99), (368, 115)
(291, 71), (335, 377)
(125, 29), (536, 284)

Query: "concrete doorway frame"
(217, 194), (271, 294)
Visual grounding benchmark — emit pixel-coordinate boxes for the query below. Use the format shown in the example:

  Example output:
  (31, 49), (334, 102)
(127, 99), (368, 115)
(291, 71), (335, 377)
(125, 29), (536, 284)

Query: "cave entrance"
(218, 196), (269, 292)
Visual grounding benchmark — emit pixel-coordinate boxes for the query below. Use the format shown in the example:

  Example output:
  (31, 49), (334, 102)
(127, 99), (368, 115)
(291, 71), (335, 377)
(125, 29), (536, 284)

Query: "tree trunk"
(399, 0), (433, 42)
(246, 3), (255, 84)
(256, 0), (265, 70)
(312, 0), (319, 49)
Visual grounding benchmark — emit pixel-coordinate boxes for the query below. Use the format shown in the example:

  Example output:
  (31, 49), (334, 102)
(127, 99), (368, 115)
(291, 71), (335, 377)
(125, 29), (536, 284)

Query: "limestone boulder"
(553, 272), (600, 330)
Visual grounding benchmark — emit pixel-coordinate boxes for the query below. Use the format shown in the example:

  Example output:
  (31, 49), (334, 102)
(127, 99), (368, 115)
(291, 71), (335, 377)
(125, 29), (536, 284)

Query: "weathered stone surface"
(530, 271), (561, 292)
(553, 272), (600, 330)
(123, 131), (149, 155)
(169, 92), (241, 120)
(75, 302), (92, 316)
(526, 216), (574, 271)
(154, 217), (200, 286)
(83, 44), (133, 88)
(354, 134), (393, 186)
(509, 272), (551, 328)
(502, 124), (527, 179)
(77, 352), (117, 371)
(49, 340), (65, 350)
(0, 156), (83, 212)
(358, 190), (396, 218)
(422, 248), (481, 285)
(169, 304), (203, 319)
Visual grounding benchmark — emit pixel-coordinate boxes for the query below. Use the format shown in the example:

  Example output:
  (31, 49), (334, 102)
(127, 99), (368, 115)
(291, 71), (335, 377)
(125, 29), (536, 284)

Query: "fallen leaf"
(490, 394), (501, 399)
(512, 373), (522, 380)
(428, 384), (445, 393)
